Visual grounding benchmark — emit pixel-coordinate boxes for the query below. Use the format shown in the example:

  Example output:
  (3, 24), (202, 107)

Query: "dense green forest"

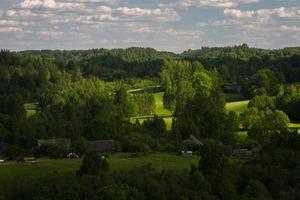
(0, 45), (300, 200)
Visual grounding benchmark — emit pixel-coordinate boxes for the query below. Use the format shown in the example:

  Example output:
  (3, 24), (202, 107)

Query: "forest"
(0, 44), (300, 200)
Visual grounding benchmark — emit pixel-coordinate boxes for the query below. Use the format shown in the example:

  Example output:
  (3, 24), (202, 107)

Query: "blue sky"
(0, 0), (299, 52)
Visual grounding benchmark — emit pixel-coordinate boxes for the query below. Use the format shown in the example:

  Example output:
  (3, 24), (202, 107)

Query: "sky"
(0, 0), (299, 52)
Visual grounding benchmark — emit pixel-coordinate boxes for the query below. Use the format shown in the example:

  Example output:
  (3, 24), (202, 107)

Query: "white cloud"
(5, 9), (53, 18)
(224, 7), (300, 18)
(279, 25), (300, 32)
(160, 0), (261, 8)
(97, 6), (112, 15)
(18, 0), (85, 10)
(68, 0), (120, 4)
(0, 20), (29, 26)
(36, 30), (64, 37)
(117, 7), (181, 22)
(0, 27), (23, 33)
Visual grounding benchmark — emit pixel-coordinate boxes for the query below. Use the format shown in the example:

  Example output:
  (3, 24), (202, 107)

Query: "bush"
(77, 151), (109, 176)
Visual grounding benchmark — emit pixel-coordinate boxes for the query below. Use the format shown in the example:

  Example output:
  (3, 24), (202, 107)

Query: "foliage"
(78, 151), (109, 176)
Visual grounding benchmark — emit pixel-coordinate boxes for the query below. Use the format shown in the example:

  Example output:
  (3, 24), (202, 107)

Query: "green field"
(0, 153), (198, 183)
(289, 122), (300, 128)
(225, 100), (249, 113)
(24, 103), (40, 118)
(153, 92), (172, 116)
(132, 93), (252, 131)
(131, 92), (173, 130)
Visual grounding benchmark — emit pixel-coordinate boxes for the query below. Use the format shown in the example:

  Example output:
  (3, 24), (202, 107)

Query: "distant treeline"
(17, 44), (300, 84)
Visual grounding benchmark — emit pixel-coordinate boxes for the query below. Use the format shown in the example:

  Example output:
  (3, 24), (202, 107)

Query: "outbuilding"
(88, 140), (115, 154)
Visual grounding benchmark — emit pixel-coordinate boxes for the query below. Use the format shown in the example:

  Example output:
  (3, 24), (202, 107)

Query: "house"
(182, 135), (203, 150)
(37, 139), (71, 148)
(88, 140), (115, 154)
(223, 85), (242, 93)
(67, 152), (79, 159)
(223, 145), (233, 157)
(233, 149), (247, 156)
(24, 157), (36, 162)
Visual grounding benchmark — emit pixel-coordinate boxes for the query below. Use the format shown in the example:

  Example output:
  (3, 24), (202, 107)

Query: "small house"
(182, 135), (203, 151)
(88, 140), (115, 154)
(223, 85), (242, 93)
(37, 138), (71, 149)
(67, 152), (79, 159)
(233, 149), (247, 156)
(24, 157), (36, 162)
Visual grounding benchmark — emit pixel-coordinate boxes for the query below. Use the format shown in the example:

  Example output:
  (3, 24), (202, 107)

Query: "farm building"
(88, 140), (115, 154)
(37, 138), (71, 148)
(233, 149), (248, 156)
(182, 135), (203, 150)
(223, 85), (242, 93)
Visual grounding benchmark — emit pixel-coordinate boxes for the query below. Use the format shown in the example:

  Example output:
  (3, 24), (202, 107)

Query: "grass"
(153, 92), (172, 116)
(288, 122), (300, 128)
(237, 131), (248, 138)
(24, 103), (40, 118)
(0, 153), (198, 183)
(225, 100), (249, 113)
(131, 92), (173, 130)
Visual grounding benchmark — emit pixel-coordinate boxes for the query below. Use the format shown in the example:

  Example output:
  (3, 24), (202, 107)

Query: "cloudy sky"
(0, 0), (299, 52)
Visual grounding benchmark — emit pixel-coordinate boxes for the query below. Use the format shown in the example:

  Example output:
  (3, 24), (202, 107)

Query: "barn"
(88, 140), (115, 154)
(223, 85), (242, 93)
(37, 138), (71, 148)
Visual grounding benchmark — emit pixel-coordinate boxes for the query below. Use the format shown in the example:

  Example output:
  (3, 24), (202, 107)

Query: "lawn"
(24, 103), (40, 118)
(225, 100), (249, 113)
(130, 92), (173, 130)
(131, 92), (252, 131)
(153, 92), (172, 116)
(288, 122), (300, 128)
(0, 153), (199, 183)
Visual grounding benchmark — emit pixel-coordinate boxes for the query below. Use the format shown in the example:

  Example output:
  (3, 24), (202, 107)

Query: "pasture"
(0, 153), (198, 183)
(225, 100), (249, 113)
(24, 103), (40, 118)
(130, 92), (173, 130)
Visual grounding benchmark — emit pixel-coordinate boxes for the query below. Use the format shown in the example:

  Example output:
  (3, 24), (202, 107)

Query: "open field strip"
(0, 153), (199, 183)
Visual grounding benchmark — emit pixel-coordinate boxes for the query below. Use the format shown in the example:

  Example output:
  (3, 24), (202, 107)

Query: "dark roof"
(88, 140), (115, 153)
(189, 135), (203, 146)
(223, 85), (242, 93)
(37, 139), (71, 148)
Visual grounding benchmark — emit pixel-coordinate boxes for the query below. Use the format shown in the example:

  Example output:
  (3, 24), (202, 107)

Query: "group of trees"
(160, 60), (238, 146)
(0, 46), (300, 199)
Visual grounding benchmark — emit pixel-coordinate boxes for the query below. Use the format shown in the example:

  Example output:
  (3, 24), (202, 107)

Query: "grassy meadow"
(0, 153), (199, 183)
(225, 100), (250, 113)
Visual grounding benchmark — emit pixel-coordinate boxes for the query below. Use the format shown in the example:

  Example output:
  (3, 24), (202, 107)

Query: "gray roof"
(189, 135), (203, 146)
(37, 139), (71, 148)
(88, 140), (115, 153)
